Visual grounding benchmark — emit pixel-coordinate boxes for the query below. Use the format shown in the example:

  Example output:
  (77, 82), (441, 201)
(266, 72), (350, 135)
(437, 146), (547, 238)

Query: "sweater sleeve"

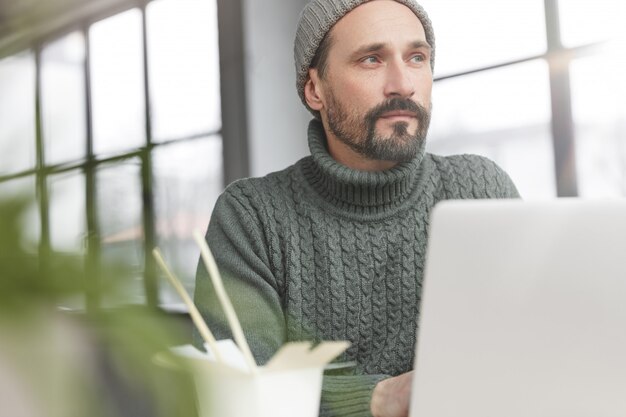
(320, 374), (390, 417)
(193, 186), (285, 364)
(193, 184), (391, 417)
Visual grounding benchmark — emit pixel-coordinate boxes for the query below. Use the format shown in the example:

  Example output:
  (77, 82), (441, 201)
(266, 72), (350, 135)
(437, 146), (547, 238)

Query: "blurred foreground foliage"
(0, 196), (198, 417)
(0, 198), (85, 312)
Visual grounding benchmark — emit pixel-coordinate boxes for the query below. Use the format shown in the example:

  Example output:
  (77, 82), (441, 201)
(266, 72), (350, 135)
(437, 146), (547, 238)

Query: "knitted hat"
(294, 0), (435, 116)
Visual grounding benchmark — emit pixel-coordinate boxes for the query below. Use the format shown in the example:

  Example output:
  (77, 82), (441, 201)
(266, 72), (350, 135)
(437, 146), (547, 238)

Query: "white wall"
(242, 0), (313, 177)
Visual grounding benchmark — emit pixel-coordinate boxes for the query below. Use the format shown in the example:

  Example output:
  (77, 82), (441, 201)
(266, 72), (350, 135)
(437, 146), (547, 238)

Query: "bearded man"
(194, 1), (519, 416)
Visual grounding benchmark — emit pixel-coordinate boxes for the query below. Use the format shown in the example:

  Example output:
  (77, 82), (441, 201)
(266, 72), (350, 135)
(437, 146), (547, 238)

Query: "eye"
(361, 55), (380, 64)
(410, 54), (425, 64)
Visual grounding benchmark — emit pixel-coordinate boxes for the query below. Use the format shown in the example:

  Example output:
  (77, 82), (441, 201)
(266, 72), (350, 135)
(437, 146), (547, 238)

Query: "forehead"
(329, 0), (427, 51)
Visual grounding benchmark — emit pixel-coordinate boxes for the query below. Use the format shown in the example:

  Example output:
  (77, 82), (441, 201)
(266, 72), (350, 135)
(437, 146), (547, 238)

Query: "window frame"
(0, 0), (248, 311)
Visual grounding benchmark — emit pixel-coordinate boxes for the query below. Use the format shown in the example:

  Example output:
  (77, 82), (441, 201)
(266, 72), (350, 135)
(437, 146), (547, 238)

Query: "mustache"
(367, 98), (428, 121)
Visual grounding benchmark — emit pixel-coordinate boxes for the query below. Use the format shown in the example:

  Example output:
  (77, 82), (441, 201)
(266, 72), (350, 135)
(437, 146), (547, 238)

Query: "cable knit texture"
(194, 119), (520, 416)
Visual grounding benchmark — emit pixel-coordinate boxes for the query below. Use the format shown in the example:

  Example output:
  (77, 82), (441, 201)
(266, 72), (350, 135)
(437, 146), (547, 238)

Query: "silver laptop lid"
(410, 199), (626, 417)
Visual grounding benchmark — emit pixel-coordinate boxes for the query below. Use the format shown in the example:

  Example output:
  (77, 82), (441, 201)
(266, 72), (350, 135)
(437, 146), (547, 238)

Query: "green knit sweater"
(194, 119), (519, 416)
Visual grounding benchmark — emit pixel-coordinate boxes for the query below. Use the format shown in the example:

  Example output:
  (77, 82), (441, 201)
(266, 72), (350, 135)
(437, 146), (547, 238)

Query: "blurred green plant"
(0, 197), (82, 313)
(0, 196), (198, 417)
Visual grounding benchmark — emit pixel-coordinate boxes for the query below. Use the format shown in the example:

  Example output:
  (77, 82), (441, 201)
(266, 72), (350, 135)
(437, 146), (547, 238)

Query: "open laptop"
(410, 198), (626, 417)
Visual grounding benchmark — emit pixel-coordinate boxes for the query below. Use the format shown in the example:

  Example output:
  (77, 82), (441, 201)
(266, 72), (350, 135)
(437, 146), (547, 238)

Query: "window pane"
(570, 53), (626, 198)
(0, 176), (40, 248)
(427, 60), (555, 199)
(559, 0), (626, 48)
(97, 160), (144, 304)
(152, 136), (223, 306)
(49, 171), (86, 311)
(0, 52), (36, 175)
(42, 32), (87, 165)
(48, 170), (86, 253)
(90, 9), (145, 156)
(147, 0), (221, 141)
(419, 0), (547, 77)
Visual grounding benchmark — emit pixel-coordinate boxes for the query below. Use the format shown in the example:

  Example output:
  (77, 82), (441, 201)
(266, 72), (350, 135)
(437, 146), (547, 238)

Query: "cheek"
(338, 70), (383, 96)
(415, 78), (433, 106)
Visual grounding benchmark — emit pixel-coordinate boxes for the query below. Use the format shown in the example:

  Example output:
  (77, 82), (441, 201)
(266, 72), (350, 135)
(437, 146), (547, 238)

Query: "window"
(420, 0), (626, 200)
(0, 0), (223, 310)
(153, 137), (223, 304)
(0, 52), (36, 175)
(90, 10), (146, 156)
(41, 33), (87, 165)
(147, 0), (222, 141)
(558, 0), (626, 48)
(48, 170), (86, 254)
(570, 52), (626, 197)
(96, 159), (146, 306)
(420, 0), (547, 77)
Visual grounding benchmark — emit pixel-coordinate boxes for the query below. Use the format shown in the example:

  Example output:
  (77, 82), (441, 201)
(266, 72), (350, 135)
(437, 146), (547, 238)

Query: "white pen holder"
(156, 339), (348, 417)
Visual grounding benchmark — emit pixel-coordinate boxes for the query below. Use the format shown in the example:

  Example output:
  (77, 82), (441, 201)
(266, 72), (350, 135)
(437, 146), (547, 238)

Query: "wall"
(242, 0), (312, 177)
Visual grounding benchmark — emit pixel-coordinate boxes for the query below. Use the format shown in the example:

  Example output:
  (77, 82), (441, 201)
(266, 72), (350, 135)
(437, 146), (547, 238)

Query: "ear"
(304, 68), (325, 111)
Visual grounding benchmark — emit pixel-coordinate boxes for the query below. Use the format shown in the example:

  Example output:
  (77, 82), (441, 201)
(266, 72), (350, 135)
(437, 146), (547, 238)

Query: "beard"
(325, 94), (431, 163)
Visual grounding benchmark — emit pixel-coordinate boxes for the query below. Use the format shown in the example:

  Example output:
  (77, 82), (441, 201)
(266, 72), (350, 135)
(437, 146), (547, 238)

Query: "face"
(306, 0), (433, 164)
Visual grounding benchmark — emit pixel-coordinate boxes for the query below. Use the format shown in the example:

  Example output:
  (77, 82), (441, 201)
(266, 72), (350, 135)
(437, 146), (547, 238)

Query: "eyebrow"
(350, 40), (432, 59)
(409, 41), (432, 51)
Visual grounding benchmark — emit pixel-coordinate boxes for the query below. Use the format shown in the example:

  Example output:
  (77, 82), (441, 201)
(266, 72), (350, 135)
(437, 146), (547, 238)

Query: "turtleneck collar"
(300, 119), (426, 214)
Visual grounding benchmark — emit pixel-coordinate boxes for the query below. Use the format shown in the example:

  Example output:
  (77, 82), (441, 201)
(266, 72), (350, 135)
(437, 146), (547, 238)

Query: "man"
(194, 1), (519, 416)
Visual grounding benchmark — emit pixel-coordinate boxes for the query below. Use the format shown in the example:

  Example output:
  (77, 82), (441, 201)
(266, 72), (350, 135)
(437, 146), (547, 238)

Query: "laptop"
(410, 198), (626, 417)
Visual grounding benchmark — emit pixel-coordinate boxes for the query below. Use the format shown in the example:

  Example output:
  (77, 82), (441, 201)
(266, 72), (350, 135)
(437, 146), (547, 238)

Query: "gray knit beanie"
(294, 0), (435, 116)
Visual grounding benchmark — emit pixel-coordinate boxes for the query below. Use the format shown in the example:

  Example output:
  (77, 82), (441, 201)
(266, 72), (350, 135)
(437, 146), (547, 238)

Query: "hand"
(370, 371), (414, 417)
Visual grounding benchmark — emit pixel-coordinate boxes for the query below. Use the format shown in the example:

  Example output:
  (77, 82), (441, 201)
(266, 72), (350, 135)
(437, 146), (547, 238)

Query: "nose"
(384, 59), (415, 98)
